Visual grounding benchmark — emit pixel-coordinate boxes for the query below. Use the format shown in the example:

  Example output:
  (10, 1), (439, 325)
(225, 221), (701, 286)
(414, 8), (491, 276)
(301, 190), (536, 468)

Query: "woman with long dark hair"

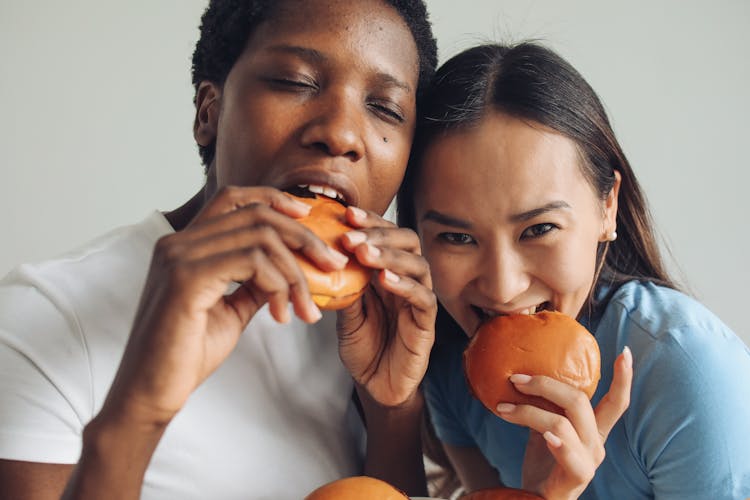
(398, 42), (750, 499)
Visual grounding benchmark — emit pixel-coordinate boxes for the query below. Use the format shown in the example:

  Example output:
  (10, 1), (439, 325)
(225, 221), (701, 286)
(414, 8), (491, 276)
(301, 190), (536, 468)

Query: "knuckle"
(400, 227), (420, 243)
(153, 235), (181, 263)
(243, 246), (265, 264)
(216, 185), (240, 203)
(572, 390), (590, 408)
(549, 416), (569, 436)
(251, 223), (278, 243)
(536, 376), (553, 392)
(423, 290), (438, 309)
(593, 444), (606, 464)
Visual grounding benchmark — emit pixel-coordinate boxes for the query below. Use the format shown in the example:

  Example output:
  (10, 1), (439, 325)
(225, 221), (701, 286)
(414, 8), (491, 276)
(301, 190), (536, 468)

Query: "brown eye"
(439, 232), (475, 245)
(521, 223), (557, 240)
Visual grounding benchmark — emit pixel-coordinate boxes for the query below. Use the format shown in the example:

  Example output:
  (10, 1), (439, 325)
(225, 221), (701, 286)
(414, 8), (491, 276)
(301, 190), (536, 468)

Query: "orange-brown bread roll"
(290, 193), (370, 310)
(304, 476), (409, 499)
(463, 311), (600, 415)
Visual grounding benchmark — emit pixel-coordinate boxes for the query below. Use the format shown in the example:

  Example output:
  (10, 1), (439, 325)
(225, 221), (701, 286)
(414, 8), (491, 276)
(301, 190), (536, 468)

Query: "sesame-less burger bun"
(290, 193), (370, 310)
(463, 311), (601, 415)
(462, 487), (545, 499)
(304, 476), (409, 499)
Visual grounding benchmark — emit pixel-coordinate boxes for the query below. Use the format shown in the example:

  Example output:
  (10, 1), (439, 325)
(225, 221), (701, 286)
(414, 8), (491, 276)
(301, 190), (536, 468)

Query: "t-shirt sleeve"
(423, 345), (476, 447)
(0, 279), (91, 463)
(628, 322), (750, 499)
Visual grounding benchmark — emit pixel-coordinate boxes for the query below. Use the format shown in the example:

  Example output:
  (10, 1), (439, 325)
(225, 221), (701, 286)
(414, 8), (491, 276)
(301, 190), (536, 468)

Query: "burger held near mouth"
(464, 311), (601, 416)
(289, 192), (371, 310)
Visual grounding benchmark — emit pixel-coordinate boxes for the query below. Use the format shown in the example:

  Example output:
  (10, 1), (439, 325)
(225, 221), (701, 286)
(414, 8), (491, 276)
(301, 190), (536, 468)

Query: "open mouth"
(285, 184), (348, 206)
(471, 301), (554, 324)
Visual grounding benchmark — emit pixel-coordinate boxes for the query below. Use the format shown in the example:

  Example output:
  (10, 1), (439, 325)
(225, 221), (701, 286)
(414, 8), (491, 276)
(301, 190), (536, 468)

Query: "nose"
(474, 244), (531, 307)
(299, 89), (365, 162)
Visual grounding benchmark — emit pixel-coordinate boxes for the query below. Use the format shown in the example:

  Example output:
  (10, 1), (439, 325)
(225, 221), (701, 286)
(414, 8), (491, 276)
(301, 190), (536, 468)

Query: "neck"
(163, 185), (208, 231)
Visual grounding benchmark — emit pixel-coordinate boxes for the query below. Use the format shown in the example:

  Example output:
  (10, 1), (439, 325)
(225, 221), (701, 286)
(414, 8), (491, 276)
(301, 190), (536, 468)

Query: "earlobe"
(601, 170), (622, 241)
(193, 81), (221, 147)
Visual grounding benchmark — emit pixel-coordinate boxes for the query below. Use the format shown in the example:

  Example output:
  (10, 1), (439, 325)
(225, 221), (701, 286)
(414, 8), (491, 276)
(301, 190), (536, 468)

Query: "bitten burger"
(463, 311), (601, 415)
(290, 193), (370, 310)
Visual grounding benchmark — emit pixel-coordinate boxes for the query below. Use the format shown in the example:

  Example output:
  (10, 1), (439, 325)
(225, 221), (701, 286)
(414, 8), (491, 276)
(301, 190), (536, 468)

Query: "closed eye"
(438, 232), (475, 245)
(368, 100), (405, 123)
(268, 76), (319, 91)
(520, 223), (558, 240)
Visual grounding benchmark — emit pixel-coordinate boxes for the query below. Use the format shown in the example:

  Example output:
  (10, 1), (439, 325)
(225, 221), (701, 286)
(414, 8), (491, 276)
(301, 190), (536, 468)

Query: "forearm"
(357, 384), (428, 497)
(62, 408), (168, 500)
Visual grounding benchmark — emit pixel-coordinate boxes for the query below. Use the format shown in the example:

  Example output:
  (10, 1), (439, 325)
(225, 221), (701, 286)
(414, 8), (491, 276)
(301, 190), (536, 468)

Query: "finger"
(594, 346), (633, 438)
(350, 242), (432, 287)
(178, 246), (321, 324)
(341, 226), (422, 255)
(496, 402), (580, 447)
(188, 204), (345, 265)
(539, 430), (598, 488)
(378, 270), (437, 331)
(164, 224), (320, 319)
(193, 186), (312, 223)
(344, 205), (395, 229)
(170, 203), (349, 272)
(508, 374), (601, 447)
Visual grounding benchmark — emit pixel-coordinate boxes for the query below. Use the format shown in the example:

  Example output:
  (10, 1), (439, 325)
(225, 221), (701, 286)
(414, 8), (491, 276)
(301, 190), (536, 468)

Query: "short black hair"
(191, 0), (438, 167)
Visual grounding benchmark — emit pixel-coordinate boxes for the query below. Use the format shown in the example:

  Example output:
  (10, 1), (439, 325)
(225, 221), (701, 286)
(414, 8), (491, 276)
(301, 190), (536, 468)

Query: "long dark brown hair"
(397, 42), (678, 496)
(399, 42), (677, 317)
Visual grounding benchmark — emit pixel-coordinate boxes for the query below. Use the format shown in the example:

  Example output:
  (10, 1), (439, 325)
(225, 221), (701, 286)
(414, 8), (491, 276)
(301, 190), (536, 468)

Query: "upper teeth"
(299, 184), (344, 202)
(481, 305), (541, 317)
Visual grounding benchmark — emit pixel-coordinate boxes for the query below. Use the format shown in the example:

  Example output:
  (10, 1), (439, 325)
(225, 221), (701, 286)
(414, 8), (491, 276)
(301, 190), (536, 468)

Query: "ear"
(193, 81), (221, 147)
(600, 170), (622, 241)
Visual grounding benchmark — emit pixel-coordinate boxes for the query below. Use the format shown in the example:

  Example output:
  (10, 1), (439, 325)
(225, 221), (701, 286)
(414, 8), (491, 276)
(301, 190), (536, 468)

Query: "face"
(415, 112), (619, 337)
(194, 0), (419, 214)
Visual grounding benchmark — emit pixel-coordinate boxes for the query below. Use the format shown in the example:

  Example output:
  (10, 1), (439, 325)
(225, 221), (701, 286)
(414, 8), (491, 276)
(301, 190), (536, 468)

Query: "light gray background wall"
(1, 1), (747, 345)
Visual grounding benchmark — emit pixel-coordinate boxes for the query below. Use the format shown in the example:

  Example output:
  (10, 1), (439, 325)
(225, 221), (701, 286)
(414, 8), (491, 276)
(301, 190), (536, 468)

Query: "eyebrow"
(266, 44), (327, 64)
(421, 210), (473, 229)
(421, 201), (572, 229)
(265, 44), (412, 93)
(510, 201), (572, 222)
(373, 72), (412, 93)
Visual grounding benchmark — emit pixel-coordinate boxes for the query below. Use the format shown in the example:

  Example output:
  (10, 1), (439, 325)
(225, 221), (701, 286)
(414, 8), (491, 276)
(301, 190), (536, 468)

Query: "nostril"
(310, 141), (332, 156)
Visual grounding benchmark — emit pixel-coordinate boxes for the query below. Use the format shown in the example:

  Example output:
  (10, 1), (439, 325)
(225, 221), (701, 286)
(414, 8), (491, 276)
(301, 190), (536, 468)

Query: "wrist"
(355, 384), (424, 425)
(64, 411), (168, 499)
(81, 408), (168, 470)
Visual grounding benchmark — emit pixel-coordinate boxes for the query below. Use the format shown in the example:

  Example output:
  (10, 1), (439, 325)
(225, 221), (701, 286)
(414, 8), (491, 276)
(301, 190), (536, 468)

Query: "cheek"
(424, 249), (471, 304)
(366, 151), (409, 213)
(537, 237), (600, 303)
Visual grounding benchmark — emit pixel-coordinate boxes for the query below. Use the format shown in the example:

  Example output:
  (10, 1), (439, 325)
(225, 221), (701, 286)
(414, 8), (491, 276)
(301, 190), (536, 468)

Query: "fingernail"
(348, 206), (367, 220)
(366, 243), (381, 259)
(309, 302), (322, 322)
(543, 431), (563, 448)
(344, 231), (367, 246)
(622, 345), (633, 368)
(510, 373), (532, 384)
(288, 197), (312, 213)
(496, 403), (516, 413)
(328, 247), (349, 267)
(383, 269), (400, 283)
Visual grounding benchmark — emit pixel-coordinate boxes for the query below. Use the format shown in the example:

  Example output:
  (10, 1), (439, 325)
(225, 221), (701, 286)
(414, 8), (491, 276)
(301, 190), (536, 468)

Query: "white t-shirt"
(0, 212), (365, 499)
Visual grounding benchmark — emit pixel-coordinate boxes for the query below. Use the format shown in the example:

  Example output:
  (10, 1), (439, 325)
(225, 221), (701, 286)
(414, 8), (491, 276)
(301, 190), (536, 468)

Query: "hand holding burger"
(463, 311), (601, 415)
(290, 193), (370, 310)
(462, 310), (633, 500)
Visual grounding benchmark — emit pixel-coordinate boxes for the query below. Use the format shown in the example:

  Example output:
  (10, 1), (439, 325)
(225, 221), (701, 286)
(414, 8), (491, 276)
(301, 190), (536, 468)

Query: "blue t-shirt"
(425, 281), (750, 499)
